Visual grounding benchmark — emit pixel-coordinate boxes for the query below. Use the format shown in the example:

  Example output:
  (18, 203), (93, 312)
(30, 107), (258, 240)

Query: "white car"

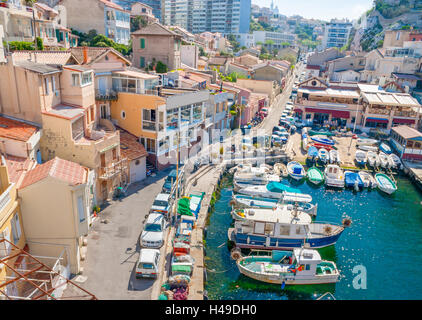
(141, 214), (166, 248)
(150, 193), (171, 217)
(136, 249), (160, 279)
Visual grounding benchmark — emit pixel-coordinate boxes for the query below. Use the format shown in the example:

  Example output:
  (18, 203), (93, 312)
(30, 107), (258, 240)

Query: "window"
(11, 214), (22, 244)
(90, 106), (95, 122)
(112, 147), (117, 160)
(77, 195), (85, 223)
(81, 72), (92, 86)
(140, 57), (145, 68)
(305, 264), (310, 271)
(279, 225), (289, 235)
(140, 138), (156, 153)
(72, 74), (80, 86)
(143, 109), (156, 131)
(140, 38), (145, 49)
(121, 111), (126, 119)
(44, 77), (49, 95)
(52, 76), (56, 92)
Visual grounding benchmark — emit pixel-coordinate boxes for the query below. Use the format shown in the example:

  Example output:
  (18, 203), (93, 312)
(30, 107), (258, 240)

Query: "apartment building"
(163, 0), (251, 35)
(0, 53), (125, 204)
(132, 22), (182, 71)
(0, 0), (34, 43)
(321, 20), (352, 50)
(111, 0), (162, 23)
(253, 31), (297, 48)
(130, 2), (158, 25)
(59, 0), (131, 45)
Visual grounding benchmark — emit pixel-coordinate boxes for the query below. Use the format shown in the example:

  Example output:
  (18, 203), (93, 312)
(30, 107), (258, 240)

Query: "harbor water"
(204, 175), (422, 300)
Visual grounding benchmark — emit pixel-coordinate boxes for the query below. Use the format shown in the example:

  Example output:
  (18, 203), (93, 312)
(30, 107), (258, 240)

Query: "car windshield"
(145, 223), (162, 232)
(138, 262), (154, 269)
(153, 200), (168, 207)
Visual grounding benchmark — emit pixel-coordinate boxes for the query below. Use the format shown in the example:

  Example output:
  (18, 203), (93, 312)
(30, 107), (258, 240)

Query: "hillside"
(355, 0), (422, 52)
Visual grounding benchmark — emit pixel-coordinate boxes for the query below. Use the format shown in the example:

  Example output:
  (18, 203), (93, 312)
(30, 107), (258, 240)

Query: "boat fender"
(342, 218), (352, 228)
(281, 281), (286, 289)
(230, 248), (242, 261)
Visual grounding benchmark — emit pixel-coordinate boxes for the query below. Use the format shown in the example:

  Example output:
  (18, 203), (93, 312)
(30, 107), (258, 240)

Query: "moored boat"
(311, 136), (335, 146)
(355, 150), (367, 166)
(238, 182), (304, 199)
(356, 138), (378, 146)
(329, 149), (340, 164)
(378, 152), (390, 169)
(287, 161), (306, 180)
(379, 142), (392, 155)
(358, 145), (378, 152)
(307, 167), (324, 185)
(344, 171), (364, 190)
(324, 165), (345, 188)
(318, 148), (330, 164)
(274, 163), (289, 177)
(367, 151), (380, 167)
(234, 248), (340, 285)
(307, 146), (318, 160)
(358, 171), (377, 188)
(389, 154), (403, 170)
(375, 173), (397, 195)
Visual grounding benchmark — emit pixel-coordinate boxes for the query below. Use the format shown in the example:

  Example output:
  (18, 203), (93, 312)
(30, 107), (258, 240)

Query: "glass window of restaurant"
(181, 105), (191, 125)
(167, 108), (179, 130)
(193, 103), (202, 122)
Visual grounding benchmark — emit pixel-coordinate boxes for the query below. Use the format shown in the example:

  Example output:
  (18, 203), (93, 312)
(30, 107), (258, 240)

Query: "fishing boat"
(357, 145), (378, 152)
(233, 248), (340, 285)
(311, 136), (335, 146)
(324, 165), (345, 188)
(231, 203), (314, 221)
(307, 146), (318, 161)
(389, 154), (403, 170)
(356, 138), (378, 146)
(287, 161), (306, 180)
(344, 171), (364, 190)
(375, 173), (397, 195)
(329, 149), (340, 164)
(238, 182), (307, 200)
(358, 171), (377, 188)
(228, 208), (346, 250)
(378, 152), (390, 169)
(231, 194), (317, 217)
(318, 148), (330, 164)
(367, 151), (380, 167)
(308, 129), (335, 137)
(307, 167), (324, 185)
(355, 150), (367, 166)
(311, 143), (335, 151)
(379, 142), (392, 155)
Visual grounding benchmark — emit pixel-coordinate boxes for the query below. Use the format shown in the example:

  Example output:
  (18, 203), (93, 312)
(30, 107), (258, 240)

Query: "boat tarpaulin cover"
(266, 182), (301, 193)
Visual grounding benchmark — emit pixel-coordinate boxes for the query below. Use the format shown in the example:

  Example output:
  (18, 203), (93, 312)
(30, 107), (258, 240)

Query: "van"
(136, 249), (160, 279)
(150, 193), (172, 217)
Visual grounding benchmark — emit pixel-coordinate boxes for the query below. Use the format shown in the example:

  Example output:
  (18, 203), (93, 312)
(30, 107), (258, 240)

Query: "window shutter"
(140, 38), (145, 49)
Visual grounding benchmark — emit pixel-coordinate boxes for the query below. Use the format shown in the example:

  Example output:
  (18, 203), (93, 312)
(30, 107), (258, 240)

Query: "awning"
(366, 117), (389, 124)
(393, 118), (415, 124)
(305, 108), (349, 118)
(294, 108), (303, 113)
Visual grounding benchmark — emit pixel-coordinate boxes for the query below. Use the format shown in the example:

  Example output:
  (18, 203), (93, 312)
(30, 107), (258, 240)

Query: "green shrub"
(7, 41), (35, 51)
(36, 37), (43, 50)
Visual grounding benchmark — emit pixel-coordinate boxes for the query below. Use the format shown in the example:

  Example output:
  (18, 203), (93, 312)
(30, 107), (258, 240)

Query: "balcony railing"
(366, 108), (391, 116)
(0, 183), (13, 213)
(95, 89), (118, 101)
(394, 111), (417, 118)
(98, 158), (128, 181)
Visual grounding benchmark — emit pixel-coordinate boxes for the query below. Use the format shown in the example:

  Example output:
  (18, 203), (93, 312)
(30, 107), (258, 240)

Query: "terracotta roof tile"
(118, 128), (148, 161)
(19, 157), (87, 189)
(0, 116), (39, 142)
(4, 155), (35, 186)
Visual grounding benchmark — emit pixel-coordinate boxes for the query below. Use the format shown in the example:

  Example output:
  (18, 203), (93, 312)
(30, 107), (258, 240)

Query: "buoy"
(230, 248), (242, 261)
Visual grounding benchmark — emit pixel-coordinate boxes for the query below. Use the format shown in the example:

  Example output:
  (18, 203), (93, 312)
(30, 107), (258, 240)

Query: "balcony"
(0, 183), (14, 214)
(394, 111), (418, 118)
(366, 108), (391, 116)
(95, 89), (118, 101)
(98, 157), (128, 181)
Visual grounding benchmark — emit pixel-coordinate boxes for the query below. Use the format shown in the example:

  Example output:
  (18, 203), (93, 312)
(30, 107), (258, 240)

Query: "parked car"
(141, 214), (166, 248)
(136, 249), (160, 279)
(272, 135), (288, 145)
(150, 193), (172, 217)
(273, 131), (289, 138)
(273, 126), (288, 133)
(162, 169), (184, 194)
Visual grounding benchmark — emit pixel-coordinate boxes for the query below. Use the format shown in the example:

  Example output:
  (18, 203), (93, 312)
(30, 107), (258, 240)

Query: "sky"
(252, 0), (374, 21)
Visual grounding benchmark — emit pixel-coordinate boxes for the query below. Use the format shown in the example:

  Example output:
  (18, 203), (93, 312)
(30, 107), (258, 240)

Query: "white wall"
(129, 157), (146, 183)
(181, 45), (199, 69)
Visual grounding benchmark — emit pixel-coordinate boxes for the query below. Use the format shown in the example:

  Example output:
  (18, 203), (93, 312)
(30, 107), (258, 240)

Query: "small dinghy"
(379, 142), (392, 155)
(375, 173), (397, 195)
(367, 151), (379, 167)
(389, 154), (403, 170)
(311, 136), (335, 146)
(329, 149), (340, 164)
(318, 148), (330, 164)
(378, 152), (390, 168)
(355, 150), (367, 166)
(234, 248), (340, 285)
(358, 171), (377, 188)
(358, 145), (378, 152)
(307, 167), (324, 185)
(308, 129), (335, 137)
(287, 161), (306, 180)
(356, 138), (378, 146)
(307, 146), (319, 160)
(345, 171), (364, 190)
(274, 163), (289, 177)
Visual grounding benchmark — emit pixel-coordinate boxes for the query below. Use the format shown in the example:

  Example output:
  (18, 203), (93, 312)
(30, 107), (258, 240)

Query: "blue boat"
(228, 208), (346, 250)
(379, 142), (392, 155)
(311, 136), (335, 146)
(308, 146), (318, 159)
(344, 171), (364, 189)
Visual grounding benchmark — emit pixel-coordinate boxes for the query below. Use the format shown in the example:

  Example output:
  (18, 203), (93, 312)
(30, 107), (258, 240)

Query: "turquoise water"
(204, 175), (422, 300)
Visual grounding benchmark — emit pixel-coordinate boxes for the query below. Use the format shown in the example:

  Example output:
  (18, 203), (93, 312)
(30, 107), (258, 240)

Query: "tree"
(36, 37), (44, 50)
(131, 16), (148, 32)
(155, 61), (168, 73)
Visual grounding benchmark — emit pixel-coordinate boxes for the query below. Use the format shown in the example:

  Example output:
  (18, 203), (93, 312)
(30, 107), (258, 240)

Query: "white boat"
(233, 167), (280, 191)
(318, 148), (330, 164)
(358, 145), (378, 152)
(329, 149), (340, 164)
(237, 182), (312, 202)
(287, 161), (306, 180)
(355, 150), (367, 166)
(274, 163), (288, 177)
(389, 154), (403, 170)
(231, 204), (313, 221)
(324, 165), (345, 188)
(378, 152), (390, 168)
(358, 171), (377, 188)
(356, 138), (379, 146)
(375, 173), (397, 195)
(367, 151), (380, 167)
(234, 248), (340, 285)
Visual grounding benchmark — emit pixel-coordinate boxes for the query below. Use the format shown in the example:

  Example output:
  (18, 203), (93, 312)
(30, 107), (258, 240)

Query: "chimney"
(83, 46), (88, 64)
